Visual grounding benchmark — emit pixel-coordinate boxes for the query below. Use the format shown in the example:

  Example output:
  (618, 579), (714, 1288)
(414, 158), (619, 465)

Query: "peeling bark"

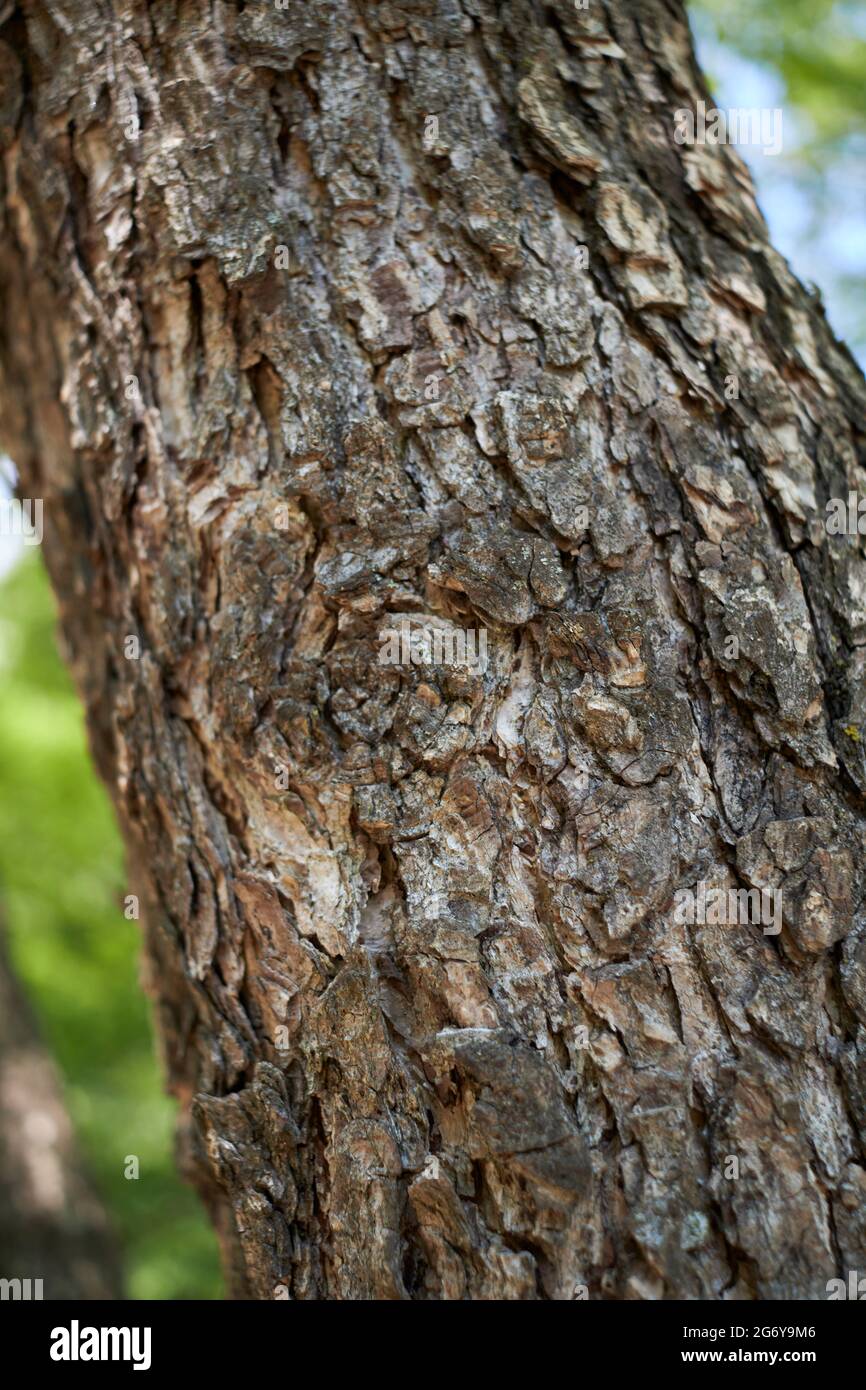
(1, 0), (866, 1299)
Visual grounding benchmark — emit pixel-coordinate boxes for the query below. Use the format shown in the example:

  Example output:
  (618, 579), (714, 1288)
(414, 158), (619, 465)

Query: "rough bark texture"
(0, 922), (122, 1298)
(2, 0), (866, 1300)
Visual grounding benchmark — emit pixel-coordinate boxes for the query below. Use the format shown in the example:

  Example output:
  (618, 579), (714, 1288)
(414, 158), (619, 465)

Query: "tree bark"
(0, 921), (122, 1298)
(2, 0), (866, 1300)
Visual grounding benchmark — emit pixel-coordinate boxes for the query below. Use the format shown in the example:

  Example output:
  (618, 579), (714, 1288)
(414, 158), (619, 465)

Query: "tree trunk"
(1, 0), (866, 1300)
(0, 920), (122, 1298)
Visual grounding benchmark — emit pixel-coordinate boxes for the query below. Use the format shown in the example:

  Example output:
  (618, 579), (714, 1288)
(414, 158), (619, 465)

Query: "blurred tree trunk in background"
(0, 921), (121, 1298)
(1, 0), (866, 1299)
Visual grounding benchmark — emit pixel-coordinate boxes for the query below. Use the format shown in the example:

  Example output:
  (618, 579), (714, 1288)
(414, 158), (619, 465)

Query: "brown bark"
(0, 922), (122, 1299)
(1, 0), (866, 1299)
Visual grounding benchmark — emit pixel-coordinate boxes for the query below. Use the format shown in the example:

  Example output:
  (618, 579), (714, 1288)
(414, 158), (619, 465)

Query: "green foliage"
(695, 0), (866, 152)
(690, 0), (866, 363)
(0, 553), (221, 1299)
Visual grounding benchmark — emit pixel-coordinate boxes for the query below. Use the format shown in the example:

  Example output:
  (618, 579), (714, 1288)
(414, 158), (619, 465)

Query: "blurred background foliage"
(0, 0), (862, 1302)
(0, 554), (221, 1298)
(691, 0), (866, 364)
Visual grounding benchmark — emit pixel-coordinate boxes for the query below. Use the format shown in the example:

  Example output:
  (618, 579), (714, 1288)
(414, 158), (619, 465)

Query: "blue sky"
(691, 15), (866, 368)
